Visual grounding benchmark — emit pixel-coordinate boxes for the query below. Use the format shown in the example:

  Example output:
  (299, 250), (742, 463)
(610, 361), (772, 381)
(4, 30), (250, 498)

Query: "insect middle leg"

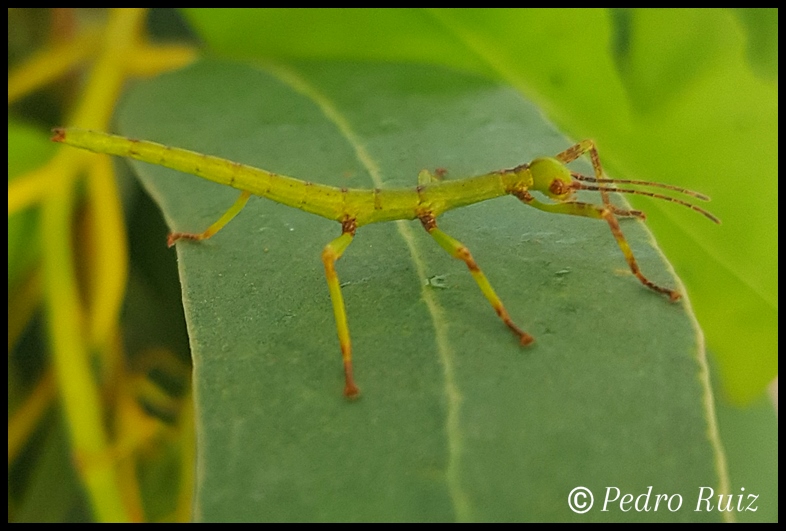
(517, 192), (681, 301)
(419, 214), (534, 345)
(321, 226), (360, 398)
(167, 190), (252, 247)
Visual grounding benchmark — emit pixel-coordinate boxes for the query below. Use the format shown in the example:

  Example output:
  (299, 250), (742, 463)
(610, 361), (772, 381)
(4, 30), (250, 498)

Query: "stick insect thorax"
(52, 127), (718, 398)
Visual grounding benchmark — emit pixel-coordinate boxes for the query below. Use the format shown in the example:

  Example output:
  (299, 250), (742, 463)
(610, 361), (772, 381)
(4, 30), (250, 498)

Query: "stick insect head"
(528, 157), (575, 201)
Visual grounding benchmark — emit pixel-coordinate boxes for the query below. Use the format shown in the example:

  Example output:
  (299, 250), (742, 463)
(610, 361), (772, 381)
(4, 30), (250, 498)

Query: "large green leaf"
(182, 7), (778, 406)
(116, 60), (726, 521)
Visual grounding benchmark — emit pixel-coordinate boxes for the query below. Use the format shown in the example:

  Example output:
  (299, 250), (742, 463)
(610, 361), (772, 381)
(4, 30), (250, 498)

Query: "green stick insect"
(53, 128), (719, 399)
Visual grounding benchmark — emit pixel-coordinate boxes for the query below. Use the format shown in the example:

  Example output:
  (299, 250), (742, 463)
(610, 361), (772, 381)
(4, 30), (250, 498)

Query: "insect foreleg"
(554, 139), (612, 208)
(419, 215), (534, 346)
(607, 204), (646, 220)
(322, 227), (360, 399)
(517, 192), (681, 301)
(167, 190), (252, 247)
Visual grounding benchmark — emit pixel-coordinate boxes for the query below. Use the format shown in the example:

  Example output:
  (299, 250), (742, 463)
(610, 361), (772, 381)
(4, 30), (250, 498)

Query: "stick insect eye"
(549, 178), (572, 198)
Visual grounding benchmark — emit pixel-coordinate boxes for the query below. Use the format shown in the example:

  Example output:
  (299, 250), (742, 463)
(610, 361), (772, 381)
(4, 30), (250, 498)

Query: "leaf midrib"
(264, 62), (470, 519)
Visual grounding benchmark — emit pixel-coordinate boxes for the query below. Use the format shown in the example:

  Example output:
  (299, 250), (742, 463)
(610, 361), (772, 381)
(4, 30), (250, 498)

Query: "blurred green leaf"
(116, 59), (727, 521)
(732, 8), (778, 81)
(8, 121), (52, 287)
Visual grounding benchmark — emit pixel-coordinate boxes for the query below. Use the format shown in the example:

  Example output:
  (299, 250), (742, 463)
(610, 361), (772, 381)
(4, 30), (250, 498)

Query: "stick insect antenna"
(569, 174), (720, 224)
(570, 172), (711, 201)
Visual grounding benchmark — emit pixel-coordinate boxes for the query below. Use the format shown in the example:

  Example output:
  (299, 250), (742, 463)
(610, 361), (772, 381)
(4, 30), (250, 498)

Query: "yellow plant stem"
(84, 154), (128, 351)
(7, 28), (101, 104)
(42, 163), (129, 521)
(9, 7), (200, 521)
(42, 8), (150, 522)
(8, 370), (56, 465)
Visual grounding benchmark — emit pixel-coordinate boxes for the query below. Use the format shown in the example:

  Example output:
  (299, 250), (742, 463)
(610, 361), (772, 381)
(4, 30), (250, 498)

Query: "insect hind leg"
(167, 190), (252, 247)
